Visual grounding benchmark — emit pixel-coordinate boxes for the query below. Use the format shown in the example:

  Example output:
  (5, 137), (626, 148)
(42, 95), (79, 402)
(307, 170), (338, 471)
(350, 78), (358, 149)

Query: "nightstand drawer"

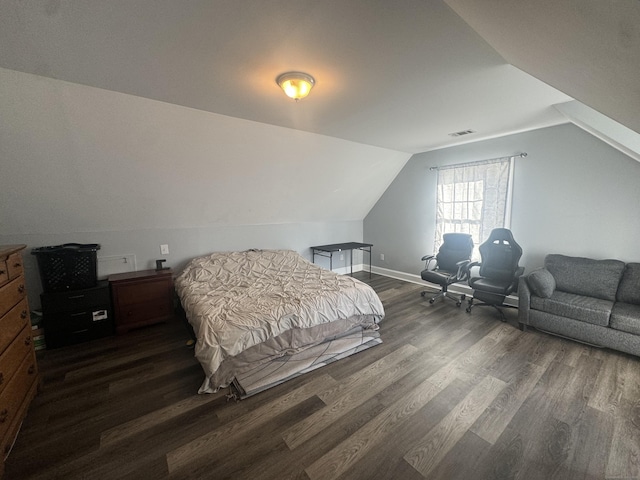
(118, 300), (172, 323)
(116, 278), (172, 306)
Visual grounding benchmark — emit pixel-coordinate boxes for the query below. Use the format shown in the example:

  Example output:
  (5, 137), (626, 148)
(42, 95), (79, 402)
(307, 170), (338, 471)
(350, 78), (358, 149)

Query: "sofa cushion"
(544, 254), (625, 301)
(610, 302), (640, 335)
(527, 268), (556, 298)
(530, 290), (613, 327)
(616, 263), (640, 305)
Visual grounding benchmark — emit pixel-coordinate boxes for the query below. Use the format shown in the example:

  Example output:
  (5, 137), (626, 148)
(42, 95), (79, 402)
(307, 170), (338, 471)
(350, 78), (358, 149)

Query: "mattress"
(175, 249), (385, 394)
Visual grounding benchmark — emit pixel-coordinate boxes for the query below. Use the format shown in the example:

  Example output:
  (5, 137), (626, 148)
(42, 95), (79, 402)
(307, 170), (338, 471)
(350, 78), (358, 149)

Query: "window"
(434, 157), (513, 258)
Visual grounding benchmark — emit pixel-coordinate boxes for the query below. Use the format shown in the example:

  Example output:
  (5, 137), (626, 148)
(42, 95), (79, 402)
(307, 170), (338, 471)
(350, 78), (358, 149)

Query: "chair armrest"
(421, 254), (436, 269)
(455, 259), (472, 280)
(467, 261), (481, 280)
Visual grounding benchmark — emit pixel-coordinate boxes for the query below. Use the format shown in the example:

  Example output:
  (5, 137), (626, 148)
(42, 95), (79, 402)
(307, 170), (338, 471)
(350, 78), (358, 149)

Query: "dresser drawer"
(0, 260), (7, 287)
(0, 299), (29, 356)
(0, 348), (37, 445)
(6, 252), (24, 281)
(0, 326), (33, 397)
(0, 276), (26, 319)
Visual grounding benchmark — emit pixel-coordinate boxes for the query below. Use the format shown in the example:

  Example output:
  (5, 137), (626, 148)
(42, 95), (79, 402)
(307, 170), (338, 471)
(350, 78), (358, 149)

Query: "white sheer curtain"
(435, 157), (512, 259)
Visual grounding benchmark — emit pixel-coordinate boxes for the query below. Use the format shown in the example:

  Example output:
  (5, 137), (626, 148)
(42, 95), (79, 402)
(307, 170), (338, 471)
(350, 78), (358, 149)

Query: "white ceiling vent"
(448, 129), (476, 137)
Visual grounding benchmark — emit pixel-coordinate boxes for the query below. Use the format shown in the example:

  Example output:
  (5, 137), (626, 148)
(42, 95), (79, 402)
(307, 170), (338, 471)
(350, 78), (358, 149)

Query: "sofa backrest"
(617, 263), (640, 305)
(544, 254), (625, 301)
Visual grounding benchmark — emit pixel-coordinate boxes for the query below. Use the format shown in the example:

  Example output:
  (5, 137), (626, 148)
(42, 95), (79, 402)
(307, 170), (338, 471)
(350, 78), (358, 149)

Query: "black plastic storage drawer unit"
(40, 281), (113, 348)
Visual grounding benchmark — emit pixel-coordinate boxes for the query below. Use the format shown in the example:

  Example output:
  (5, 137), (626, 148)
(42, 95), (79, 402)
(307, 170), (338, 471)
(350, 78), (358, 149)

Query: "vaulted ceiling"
(0, 0), (591, 154)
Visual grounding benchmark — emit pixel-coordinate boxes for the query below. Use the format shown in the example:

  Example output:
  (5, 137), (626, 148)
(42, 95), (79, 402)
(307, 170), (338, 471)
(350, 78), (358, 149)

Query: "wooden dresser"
(0, 245), (38, 477)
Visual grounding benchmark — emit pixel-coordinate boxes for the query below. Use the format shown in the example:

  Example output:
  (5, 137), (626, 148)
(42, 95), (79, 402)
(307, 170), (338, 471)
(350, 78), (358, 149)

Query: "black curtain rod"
(429, 152), (527, 171)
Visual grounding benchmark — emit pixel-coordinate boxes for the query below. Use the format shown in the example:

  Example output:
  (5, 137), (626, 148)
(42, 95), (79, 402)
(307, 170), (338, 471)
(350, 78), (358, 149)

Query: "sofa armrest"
(518, 276), (532, 329)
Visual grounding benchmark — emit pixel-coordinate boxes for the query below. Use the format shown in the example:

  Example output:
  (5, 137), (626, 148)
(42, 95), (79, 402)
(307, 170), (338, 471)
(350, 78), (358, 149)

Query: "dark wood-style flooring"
(5, 273), (640, 479)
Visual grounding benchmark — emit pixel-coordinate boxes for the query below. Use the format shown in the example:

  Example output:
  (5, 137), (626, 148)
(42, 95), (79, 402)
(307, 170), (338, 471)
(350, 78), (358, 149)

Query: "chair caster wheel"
(456, 301), (462, 307)
(421, 291), (426, 297)
(429, 298), (435, 304)
(466, 306), (472, 313)
(461, 294), (466, 301)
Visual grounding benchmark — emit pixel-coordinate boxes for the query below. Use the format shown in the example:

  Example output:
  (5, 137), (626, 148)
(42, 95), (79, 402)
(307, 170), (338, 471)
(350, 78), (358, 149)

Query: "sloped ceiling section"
(0, 0), (571, 153)
(445, 0), (640, 136)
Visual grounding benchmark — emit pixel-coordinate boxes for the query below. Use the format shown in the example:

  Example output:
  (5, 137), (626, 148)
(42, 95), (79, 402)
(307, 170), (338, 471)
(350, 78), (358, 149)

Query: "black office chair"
(420, 233), (473, 306)
(466, 228), (524, 321)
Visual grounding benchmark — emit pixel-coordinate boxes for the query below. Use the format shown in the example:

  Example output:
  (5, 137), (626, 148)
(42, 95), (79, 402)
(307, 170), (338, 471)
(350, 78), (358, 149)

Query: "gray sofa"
(518, 254), (640, 356)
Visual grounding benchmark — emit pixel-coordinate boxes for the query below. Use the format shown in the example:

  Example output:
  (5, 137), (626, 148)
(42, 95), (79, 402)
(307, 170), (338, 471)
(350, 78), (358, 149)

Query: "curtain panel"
(435, 158), (511, 258)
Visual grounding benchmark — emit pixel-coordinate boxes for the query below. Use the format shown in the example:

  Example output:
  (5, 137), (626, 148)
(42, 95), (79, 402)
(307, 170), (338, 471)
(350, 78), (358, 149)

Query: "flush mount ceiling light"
(276, 72), (315, 101)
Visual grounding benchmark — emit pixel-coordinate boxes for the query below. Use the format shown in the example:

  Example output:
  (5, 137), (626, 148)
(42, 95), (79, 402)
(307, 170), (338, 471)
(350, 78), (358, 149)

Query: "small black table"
(310, 242), (373, 277)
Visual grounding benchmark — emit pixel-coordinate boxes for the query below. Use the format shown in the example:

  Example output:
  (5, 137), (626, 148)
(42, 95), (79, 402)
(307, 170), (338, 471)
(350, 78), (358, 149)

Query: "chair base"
(421, 290), (466, 307)
(466, 297), (518, 322)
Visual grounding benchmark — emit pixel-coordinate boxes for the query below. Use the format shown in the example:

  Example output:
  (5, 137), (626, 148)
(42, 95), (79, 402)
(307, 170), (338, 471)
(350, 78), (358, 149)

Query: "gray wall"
(2, 221), (362, 310)
(0, 68), (409, 308)
(364, 123), (640, 278)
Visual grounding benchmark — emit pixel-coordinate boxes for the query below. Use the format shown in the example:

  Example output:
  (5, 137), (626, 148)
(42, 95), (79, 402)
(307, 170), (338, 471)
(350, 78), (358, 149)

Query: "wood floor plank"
(606, 406), (640, 479)
(423, 430), (492, 480)
(305, 373), (451, 480)
(100, 389), (220, 446)
(283, 343), (418, 449)
(403, 375), (506, 477)
(168, 396), (327, 480)
(588, 352), (627, 414)
(470, 360), (546, 445)
(165, 373), (337, 473)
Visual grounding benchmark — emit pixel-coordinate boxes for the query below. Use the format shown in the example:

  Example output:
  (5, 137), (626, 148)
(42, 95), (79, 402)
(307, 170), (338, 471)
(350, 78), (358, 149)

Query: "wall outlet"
(380, 253), (385, 261)
(160, 244), (169, 255)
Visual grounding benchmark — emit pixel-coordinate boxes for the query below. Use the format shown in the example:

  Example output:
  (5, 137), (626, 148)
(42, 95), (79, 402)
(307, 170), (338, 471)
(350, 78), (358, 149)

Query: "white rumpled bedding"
(175, 249), (385, 393)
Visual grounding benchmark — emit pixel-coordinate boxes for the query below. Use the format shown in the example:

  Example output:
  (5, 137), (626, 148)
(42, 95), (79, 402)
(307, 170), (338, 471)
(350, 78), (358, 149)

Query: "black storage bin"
(31, 243), (100, 292)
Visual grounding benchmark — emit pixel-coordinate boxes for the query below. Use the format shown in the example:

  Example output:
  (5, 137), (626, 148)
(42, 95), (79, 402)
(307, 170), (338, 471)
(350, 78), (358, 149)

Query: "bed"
(175, 249), (385, 398)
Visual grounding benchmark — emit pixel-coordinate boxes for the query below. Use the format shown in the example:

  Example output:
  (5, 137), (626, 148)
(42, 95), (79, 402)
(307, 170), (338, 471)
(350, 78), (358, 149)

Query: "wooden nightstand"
(109, 269), (174, 334)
